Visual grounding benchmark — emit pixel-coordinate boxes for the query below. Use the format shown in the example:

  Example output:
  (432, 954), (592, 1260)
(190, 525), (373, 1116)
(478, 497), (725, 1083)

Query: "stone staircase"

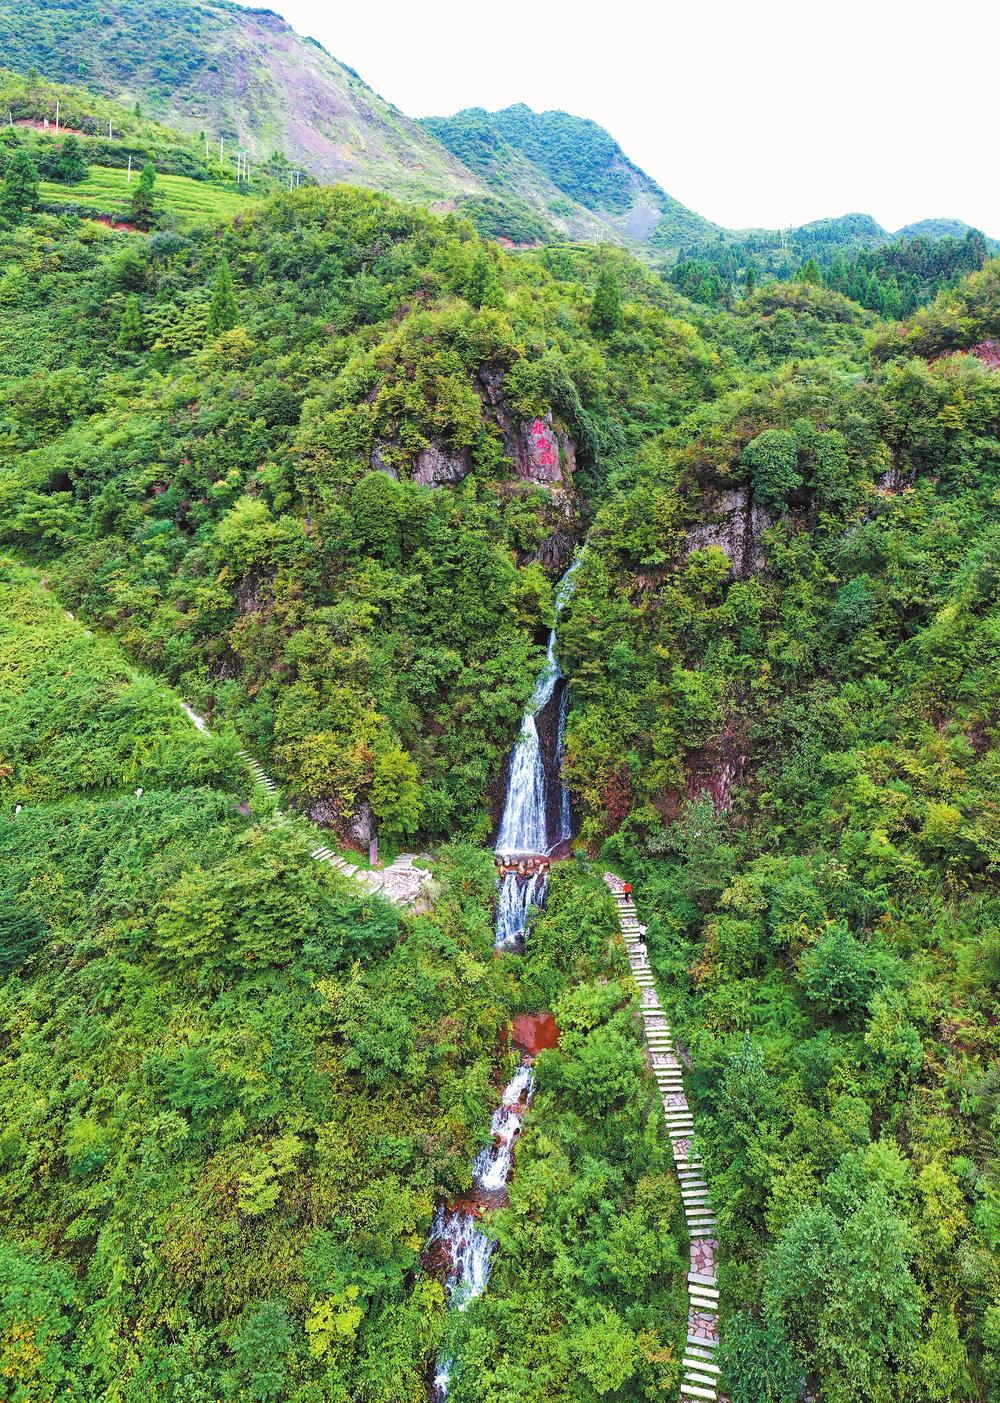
(606, 876), (723, 1403)
(182, 702), (428, 906)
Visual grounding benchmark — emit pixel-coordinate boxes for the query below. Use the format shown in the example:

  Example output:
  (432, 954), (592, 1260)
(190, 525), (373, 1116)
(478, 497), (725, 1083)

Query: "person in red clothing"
(622, 882), (632, 897)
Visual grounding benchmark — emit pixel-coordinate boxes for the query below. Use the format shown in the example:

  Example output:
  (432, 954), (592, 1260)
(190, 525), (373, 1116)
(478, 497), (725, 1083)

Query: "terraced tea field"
(39, 165), (255, 224)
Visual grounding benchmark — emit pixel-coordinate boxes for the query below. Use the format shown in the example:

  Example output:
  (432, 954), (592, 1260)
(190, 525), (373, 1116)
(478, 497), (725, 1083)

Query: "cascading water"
(494, 629), (562, 857)
(429, 1064), (535, 1399)
(429, 560), (579, 1399)
(493, 560), (579, 948)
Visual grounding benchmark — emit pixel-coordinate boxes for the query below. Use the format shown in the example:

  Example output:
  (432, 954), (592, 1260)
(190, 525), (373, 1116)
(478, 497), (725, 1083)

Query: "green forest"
(1, 46), (1000, 1403)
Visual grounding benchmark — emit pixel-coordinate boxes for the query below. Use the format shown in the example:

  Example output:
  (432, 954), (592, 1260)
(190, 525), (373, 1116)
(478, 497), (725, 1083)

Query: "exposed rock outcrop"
(685, 485), (774, 579)
(413, 445), (472, 486)
(370, 442), (398, 478)
(514, 416), (574, 486)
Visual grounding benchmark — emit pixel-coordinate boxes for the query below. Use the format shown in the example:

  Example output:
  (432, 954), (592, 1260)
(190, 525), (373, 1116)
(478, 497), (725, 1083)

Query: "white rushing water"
(429, 1065), (535, 1398)
(494, 868), (545, 951)
(494, 560), (579, 859)
(493, 629), (561, 856)
(431, 562), (579, 1398)
(472, 1064), (534, 1190)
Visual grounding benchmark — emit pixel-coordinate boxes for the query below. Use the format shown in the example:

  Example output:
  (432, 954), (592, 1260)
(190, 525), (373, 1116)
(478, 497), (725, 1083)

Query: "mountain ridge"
(0, 0), (992, 255)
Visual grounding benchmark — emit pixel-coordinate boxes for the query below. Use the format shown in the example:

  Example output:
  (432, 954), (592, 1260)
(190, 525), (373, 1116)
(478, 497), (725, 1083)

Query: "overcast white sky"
(258, 0), (998, 236)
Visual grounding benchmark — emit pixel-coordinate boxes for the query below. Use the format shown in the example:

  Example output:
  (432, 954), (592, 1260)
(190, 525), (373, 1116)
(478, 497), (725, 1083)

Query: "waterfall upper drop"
(494, 561), (579, 858)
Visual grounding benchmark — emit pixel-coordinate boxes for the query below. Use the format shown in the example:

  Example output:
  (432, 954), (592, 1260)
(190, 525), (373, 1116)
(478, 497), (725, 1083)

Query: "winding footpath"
(180, 702), (430, 906)
(605, 876), (723, 1403)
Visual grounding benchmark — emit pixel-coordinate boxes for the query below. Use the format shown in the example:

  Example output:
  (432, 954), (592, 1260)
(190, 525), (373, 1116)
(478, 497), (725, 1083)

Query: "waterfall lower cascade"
(428, 561), (578, 1399)
(428, 1065), (535, 1400)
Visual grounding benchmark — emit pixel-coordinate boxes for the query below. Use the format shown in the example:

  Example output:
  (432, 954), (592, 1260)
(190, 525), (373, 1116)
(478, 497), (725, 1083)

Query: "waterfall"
(472, 1064), (534, 1190)
(429, 1065), (535, 1399)
(494, 560), (579, 858)
(431, 560), (579, 1398)
(493, 630), (560, 856)
(494, 868), (545, 951)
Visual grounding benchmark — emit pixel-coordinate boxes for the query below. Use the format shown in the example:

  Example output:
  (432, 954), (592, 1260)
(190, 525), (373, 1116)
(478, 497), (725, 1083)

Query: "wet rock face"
(413, 445), (472, 486)
(685, 485), (774, 578)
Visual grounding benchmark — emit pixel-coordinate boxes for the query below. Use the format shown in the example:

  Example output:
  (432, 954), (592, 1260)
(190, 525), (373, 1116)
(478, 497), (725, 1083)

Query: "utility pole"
(54, 99), (59, 134)
(219, 135), (224, 164)
(108, 117), (113, 138)
(127, 153), (132, 182)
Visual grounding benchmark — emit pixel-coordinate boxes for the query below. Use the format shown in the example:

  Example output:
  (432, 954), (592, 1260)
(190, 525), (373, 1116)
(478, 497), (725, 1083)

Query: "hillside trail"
(179, 699), (432, 906)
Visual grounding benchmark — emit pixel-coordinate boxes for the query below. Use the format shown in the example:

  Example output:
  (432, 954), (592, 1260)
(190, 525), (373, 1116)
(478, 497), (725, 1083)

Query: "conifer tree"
(130, 160), (156, 230)
(590, 263), (623, 336)
(464, 244), (501, 309)
(55, 135), (87, 184)
(118, 294), (144, 351)
(207, 257), (239, 336)
(744, 264), (757, 297)
(0, 149), (39, 221)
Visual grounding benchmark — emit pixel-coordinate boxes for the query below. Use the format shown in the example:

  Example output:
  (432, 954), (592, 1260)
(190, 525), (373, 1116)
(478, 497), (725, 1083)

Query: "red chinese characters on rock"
(514, 416), (570, 484)
(531, 418), (558, 470)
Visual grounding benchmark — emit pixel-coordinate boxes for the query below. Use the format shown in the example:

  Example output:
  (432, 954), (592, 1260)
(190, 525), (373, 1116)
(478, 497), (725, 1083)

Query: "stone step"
(681, 1369), (723, 1391)
(688, 1271), (717, 1287)
(679, 1384), (717, 1401)
(678, 1335), (718, 1358)
(685, 1345), (717, 1362)
(690, 1285), (719, 1300)
(686, 1334), (717, 1351)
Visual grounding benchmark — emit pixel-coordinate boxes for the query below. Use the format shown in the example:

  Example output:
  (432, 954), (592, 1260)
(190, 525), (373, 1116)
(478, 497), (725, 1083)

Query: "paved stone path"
(181, 703), (430, 907)
(606, 876), (723, 1403)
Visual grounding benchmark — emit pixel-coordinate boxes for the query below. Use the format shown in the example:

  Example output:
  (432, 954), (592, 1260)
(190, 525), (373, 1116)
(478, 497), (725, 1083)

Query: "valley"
(1, 6), (1000, 1402)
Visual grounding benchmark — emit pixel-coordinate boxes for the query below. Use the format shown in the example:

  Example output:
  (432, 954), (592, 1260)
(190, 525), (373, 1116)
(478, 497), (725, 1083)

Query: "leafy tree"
(54, 135), (87, 183)
(464, 243), (501, 309)
(720, 1311), (802, 1403)
(118, 293), (144, 351)
(370, 738), (422, 840)
(741, 427), (802, 507)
